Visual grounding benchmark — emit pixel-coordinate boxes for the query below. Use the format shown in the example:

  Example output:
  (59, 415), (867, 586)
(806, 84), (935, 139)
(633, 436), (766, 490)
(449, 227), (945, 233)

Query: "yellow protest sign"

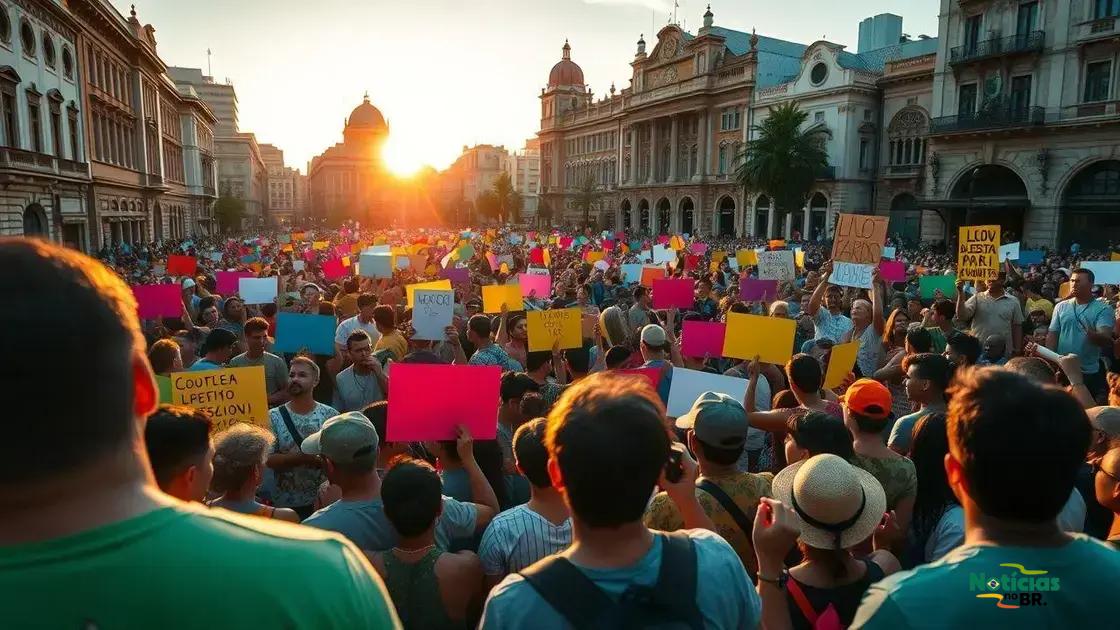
(957, 225), (1000, 282)
(669, 235), (685, 251)
(406, 279), (452, 308)
(170, 366), (269, 433)
(736, 249), (758, 267)
(312, 241), (329, 250)
(1112, 253), (1120, 262)
(712, 251), (727, 264)
(824, 341), (860, 389)
(527, 308), (582, 352)
(482, 284), (523, 313)
(722, 312), (796, 364)
(586, 251), (605, 263)
(795, 250), (806, 268)
(342, 256), (351, 267)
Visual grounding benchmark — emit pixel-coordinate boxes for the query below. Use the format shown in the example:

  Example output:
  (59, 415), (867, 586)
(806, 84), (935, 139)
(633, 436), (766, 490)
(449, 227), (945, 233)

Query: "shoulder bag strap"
(651, 532), (703, 628)
(696, 478), (756, 539)
(786, 578), (819, 625)
(277, 405), (304, 446)
(520, 556), (616, 629)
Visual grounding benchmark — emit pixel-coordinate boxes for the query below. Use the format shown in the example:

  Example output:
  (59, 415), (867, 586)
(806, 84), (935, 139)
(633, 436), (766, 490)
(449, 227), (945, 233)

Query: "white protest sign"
(830, 261), (874, 289)
(526, 267), (550, 276)
(640, 249), (653, 263)
(999, 242), (1020, 262)
(653, 246), (675, 265)
(359, 252), (393, 278)
(757, 250), (795, 282)
(666, 367), (750, 418)
(412, 289), (454, 341)
(883, 246), (896, 260)
(238, 277), (279, 304)
(292, 260), (306, 272)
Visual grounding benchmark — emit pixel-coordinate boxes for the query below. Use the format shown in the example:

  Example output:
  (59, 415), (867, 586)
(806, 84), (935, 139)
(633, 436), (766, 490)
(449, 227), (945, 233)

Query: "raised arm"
(495, 303), (511, 345)
(807, 261), (833, 317)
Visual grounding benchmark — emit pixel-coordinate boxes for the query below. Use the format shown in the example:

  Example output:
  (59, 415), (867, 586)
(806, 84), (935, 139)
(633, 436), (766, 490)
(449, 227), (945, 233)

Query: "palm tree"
(573, 175), (599, 229)
(735, 101), (829, 229)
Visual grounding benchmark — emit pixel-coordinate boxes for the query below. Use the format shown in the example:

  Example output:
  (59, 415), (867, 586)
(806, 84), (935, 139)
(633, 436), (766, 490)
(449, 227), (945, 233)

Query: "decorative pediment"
(0, 65), (22, 85)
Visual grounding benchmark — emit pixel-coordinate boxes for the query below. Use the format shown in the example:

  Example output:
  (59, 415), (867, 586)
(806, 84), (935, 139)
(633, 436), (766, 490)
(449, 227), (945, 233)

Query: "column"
(669, 115), (679, 182)
(628, 127), (638, 184)
(646, 121), (657, 184)
(803, 205), (811, 241)
(766, 207), (775, 239)
(694, 110), (708, 182)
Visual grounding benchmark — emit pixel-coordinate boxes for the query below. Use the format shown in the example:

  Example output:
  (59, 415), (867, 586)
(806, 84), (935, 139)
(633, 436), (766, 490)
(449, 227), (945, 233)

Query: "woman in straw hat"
(766, 454), (899, 629)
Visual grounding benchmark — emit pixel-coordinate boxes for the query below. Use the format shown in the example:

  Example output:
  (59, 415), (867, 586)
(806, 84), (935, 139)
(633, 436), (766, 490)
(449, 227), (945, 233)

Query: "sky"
(112, 0), (938, 175)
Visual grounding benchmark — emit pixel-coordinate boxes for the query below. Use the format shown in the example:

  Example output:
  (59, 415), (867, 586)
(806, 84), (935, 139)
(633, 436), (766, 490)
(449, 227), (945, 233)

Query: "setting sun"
(382, 137), (425, 178)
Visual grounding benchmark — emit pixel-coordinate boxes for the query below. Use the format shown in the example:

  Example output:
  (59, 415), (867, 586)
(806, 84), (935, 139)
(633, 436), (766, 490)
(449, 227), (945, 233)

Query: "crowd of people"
(5, 219), (1120, 629)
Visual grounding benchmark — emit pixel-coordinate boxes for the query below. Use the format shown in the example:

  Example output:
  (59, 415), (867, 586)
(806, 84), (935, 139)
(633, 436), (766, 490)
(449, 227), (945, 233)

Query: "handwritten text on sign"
(957, 225), (1000, 282)
(412, 289), (454, 341)
(757, 250), (795, 282)
(170, 366), (269, 434)
(527, 307), (582, 352)
(830, 261), (874, 289)
(832, 214), (889, 265)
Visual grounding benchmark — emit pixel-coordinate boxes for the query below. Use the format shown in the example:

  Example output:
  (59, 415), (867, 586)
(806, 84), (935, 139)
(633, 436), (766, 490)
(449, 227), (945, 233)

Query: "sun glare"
(382, 137), (424, 178)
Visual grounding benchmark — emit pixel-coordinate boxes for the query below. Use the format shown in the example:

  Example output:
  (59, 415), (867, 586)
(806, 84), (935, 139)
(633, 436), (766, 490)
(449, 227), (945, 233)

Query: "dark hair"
(1003, 356), (1056, 385)
(372, 304), (395, 329)
(786, 411), (854, 459)
(947, 368), (1091, 522)
(519, 392), (548, 418)
(905, 327), (932, 353)
(500, 371), (540, 403)
(903, 353), (952, 394)
(343, 277), (359, 293)
(772, 389), (801, 409)
(565, 345), (592, 374)
(357, 293), (377, 309)
(604, 346), (632, 369)
(633, 286), (648, 300)
(932, 300), (955, 320)
(694, 435), (744, 466)
(382, 456), (443, 537)
(908, 412), (957, 558)
(362, 401), (389, 446)
(851, 409), (889, 434)
(317, 301), (336, 317)
(514, 418), (551, 488)
(198, 295), (217, 313)
(147, 338), (181, 374)
(946, 333), (981, 366)
(222, 296), (244, 320)
(347, 329), (372, 349)
(244, 317), (269, 336)
(144, 405), (213, 491)
(474, 440), (512, 510)
(0, 239), (147, 483)
(526, 350), (553, 373)
(201, 327), (238, 355)
(546, 373), (669, 527)
(468, 314), (492, 338)
(1073, 267), (1095, 284)
(261, 302), (277, 318)
(786, 354), (823, 393)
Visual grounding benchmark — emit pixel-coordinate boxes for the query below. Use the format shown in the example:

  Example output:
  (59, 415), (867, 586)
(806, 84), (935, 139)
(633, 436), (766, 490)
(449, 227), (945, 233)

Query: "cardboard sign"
(740, 279), (779, 302)
(757, 250), (795, 282)
(680, 321), (727, 358)
(167, 255), (197, 277)
(879, 260), (907, 283)
(132, 284), (182, 319)
(170, 366), (269, 433)
(999, 242), (1020, 262)
(722, 312), (796, 364)
(653, 245), (676, 265)
(1016, 250), (1044, 266)
(239, 277), (279, 305)
(359, 253), (393, 279)
(519, 273), (552, 298)
(640, 266), (667, 288)
(406, 279), (453, 308)
(412, 289), (454, 341)
(1079, 262), (1120, 286)
(736, 249), (758, 267)
(666, 367), (749, 418)
(527, 308), (582, 352)
(216, 271), (255, 295)
(919, 275), (957, 299)
(830, 261), (874, 289)
(832, 213), (889, 264)
(652, 278), (695, 309)
(957, 225), (1000, 282)
(441, 267), (470, 286)
(621, 264), (644, 285)
(386, 364), (501, 441)
(482, 283), (523, 313)
(824, 341), (860, 389)
(273, 312), (337, 355)
(292, 260), (306, 272)
(322, 259), (349, 281)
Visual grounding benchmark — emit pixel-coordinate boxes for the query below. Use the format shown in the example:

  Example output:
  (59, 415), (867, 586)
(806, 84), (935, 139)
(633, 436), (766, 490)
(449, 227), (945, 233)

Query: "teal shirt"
(853, 535), (1120, 629)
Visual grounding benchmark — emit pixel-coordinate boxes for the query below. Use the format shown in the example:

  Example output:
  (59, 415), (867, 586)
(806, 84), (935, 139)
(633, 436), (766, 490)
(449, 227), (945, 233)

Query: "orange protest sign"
(640, 266), (666, 288)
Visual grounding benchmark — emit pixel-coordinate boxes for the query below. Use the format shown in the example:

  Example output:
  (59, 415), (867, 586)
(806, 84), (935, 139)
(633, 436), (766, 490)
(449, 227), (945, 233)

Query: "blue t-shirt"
(187, 359), (223, 372)
(852, 535), (1120, 629)
(481, 529), (760, 630)
(1049, 298), (1114, 374)
(887, 409), (931, 454)
(642, 359), (673, 407)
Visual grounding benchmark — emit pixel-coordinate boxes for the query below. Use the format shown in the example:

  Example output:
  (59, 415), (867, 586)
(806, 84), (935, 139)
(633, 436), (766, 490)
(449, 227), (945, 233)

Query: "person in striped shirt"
(479, 419), (572, 591)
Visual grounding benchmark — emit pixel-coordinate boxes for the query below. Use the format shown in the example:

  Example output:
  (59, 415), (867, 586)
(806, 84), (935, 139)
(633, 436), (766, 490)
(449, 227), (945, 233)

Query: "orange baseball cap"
(842, 378), (892, 419)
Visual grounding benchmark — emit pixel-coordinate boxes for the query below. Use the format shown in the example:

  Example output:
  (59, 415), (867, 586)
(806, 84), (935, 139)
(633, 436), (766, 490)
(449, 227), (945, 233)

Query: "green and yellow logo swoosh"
(976, 593), (1019, 609)
(999, 563), (1048, 575)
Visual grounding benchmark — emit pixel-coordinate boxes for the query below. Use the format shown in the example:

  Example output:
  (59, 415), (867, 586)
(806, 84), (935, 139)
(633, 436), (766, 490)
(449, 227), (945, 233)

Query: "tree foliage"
(573, 175), (599, 229)
(213, 190), (246, 234)
(735, 101), (829, 220)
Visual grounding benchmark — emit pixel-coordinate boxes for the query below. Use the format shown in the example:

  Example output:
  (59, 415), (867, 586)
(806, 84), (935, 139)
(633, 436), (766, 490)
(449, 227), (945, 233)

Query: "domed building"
(308, 93), (394, 225)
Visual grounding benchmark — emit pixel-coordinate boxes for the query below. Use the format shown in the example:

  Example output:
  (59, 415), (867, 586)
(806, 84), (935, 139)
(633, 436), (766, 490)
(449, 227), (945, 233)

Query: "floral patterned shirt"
(268, 402), (338, 508)
(850, 453), (918, 511)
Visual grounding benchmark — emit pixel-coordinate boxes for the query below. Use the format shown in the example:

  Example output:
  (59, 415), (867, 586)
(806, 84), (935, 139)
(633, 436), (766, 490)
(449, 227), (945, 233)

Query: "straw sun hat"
(771, 454), (887, 550)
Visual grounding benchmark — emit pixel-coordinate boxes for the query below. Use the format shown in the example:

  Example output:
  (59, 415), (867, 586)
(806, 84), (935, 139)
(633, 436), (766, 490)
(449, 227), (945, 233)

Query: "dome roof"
(346, 93), (387, 131)
(548, 40), (585, 88)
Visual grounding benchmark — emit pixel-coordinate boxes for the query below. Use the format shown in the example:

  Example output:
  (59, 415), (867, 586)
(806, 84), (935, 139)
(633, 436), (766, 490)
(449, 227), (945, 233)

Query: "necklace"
(392, 544), (436, 555)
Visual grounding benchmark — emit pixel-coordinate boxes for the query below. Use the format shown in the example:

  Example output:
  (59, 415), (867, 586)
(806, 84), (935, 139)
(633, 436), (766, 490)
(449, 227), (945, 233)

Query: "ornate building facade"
(307, 93), (394, 225)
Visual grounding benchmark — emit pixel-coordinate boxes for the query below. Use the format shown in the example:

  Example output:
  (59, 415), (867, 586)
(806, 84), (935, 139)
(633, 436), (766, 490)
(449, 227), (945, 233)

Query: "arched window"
(887, 108), (929, 169)
(62, 46), (73, 79)
(42, 32), (55, 68)
(20, 19), (34, 57)
(718, 144), (727, 174)
(0, 8), (10, 45)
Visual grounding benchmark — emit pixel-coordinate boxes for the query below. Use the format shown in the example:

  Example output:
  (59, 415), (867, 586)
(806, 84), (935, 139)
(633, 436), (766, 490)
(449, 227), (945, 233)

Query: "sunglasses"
(1092, 460), (1120, 483)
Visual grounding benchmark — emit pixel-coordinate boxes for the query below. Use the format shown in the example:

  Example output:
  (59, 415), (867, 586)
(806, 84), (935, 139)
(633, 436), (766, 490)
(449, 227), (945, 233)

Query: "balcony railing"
(0, 146), (89, 178)
(949, 31), (1044, 65)
(886, 164), (923, 176)
(930, 104), (1045, 134)
(1057, 100), (1120, 121)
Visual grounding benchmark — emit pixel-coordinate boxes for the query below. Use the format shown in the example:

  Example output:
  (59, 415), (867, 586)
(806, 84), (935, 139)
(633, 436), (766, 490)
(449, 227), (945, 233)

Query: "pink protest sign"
(386, 364), (502, 441)
(740, 278), (779, 301)
(216, 271), (255, 295)
(879, 260), (907, 283)
(651, 278), (695, 309)
(681, 321), (727, 358)
(691, 243), (708, 255)
(302, 249), (317, 262)
(322, 259), (348, 280)
(519, 273), (552, 297)
(602, 240), (615, 251)
(132, 284), (182, 319)
(334, 244), (351, 259)
(486, 252), (500, 271)
(614, 367), (663, 391)
(559, 236), (573, 249)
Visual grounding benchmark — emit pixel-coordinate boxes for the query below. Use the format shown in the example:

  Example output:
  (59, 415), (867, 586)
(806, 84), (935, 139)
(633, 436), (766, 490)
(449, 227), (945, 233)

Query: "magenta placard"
(386, 364), (502, 441)
(740, 278), (779, 302)
(652, 278), (695, 309)
(691, 243), (708, 255)
(322, 259), (348, 280)
(518, 273), (552, 297)
(216, 271), (255, 295)
(132, 284), (182, 319)
(880, 260), (907, 283)
(680, 320), (727, 358)
(614, 367), (663, 391)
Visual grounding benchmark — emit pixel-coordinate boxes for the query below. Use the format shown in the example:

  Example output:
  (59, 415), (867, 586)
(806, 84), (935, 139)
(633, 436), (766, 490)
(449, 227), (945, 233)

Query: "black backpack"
(518, 532), (703, 630)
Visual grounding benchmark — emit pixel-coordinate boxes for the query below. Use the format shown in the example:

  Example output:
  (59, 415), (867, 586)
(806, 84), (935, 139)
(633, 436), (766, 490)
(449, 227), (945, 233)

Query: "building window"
(0, 84), (16, 148)
(27, 94), (41, 153)
(864, 108), (872, 121)
(42, 33), (54, 68)
(67, 107), (79, 160)
(719, 108), (741, 131)
(62, 47), (73, 79)
(49, 100), (61, 157)
(810, 62), (828, 85)
(814, 111), (825, 123)
(859, 139), (870, 170)
(1010, 74), (1032, 117)
(958, 83), (978, 116)
(1085, 60), (1112, 102)
(1095, 0), (1120, 19)
(20, 19), (34, 57)
(718, 145), (727, 174)
(0, 7), (9, 45)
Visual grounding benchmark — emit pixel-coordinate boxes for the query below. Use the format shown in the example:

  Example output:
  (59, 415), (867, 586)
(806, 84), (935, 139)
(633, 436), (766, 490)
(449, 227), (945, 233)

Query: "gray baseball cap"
(301, 411), (379, 466)
(1087, 407), (1120, 438)
(674, 391), (749, 448)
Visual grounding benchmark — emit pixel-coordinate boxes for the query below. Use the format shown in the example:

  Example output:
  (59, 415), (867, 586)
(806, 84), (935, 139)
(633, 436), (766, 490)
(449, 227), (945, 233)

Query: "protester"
(208, 423), (300, 522)
(1048, 267), (1115, 398)
(943, 331), (981, 369)
(467, 314), (524, 371)
(147, 338), (182, 402)
(954, 272), (1023, 355)
(806, 263), (853, 343)
(843, 379), (917, 534)
(144, 405), (214, 502)
(524, 349), (569, 407)
(361, 401), (414, 475)
(784, 410), (855, 464)
(172, 326), (206, 370)
(333, 330), (388, 412)
(217, 295), (247, 338)
(188, 327), (238, 371)
(921, 299), (957, 354)
(902, 412), (963, 567)
(1093, 442), (1120, 548)
(335, 293), (381, 356)
(229, 316), (290, 405)
(887, 353), (951, 454)
(373, 304), (409, 360)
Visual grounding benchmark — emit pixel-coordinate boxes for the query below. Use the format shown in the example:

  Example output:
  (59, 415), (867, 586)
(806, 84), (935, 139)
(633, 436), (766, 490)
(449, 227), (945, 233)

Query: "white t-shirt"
(334, 315), (380, 348)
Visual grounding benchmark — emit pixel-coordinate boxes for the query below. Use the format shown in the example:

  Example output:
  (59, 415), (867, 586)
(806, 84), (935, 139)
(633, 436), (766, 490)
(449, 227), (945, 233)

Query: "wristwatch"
(757, 569), (789, 589)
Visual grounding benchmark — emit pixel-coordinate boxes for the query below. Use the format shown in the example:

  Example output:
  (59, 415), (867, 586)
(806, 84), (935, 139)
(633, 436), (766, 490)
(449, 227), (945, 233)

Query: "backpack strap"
(277, 405), (304, 446)
(648, 532), (703, 629)
(520, 555), (616, 629)
(696, 478), (756, 541)
(786, 577), (819, 624)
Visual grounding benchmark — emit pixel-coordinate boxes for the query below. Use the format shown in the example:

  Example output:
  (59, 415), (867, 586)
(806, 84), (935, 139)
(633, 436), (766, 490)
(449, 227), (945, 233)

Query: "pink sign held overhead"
(691, 243), (708, 255)
(322, 259), (348, 280)
(132, 284), (182, 319)
(680, 321), (727, 358)
(216, 271), (255, 295)
(879, 260), (908, 283)
(652, 278), (695, 309)
(613, 367), (663, 391)
(386, 364), (502, 441)
(740, 278), (779, 302)
(518, 273), (552, 298)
